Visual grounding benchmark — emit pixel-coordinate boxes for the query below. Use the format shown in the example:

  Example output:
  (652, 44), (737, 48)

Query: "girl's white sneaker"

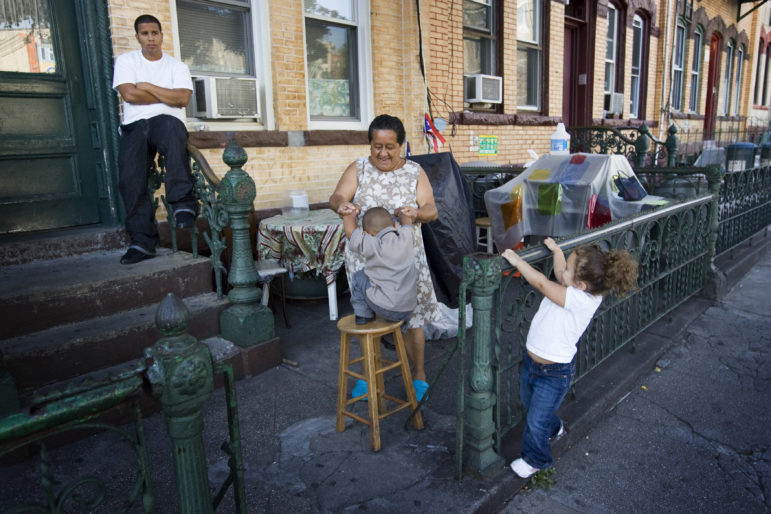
(509, 458), (539, 478)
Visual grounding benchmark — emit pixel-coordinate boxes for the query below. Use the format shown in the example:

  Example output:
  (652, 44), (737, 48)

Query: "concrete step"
(1, 292), (229, 393)
(0, 248), (215, 339)
(0, 226), (129, 266)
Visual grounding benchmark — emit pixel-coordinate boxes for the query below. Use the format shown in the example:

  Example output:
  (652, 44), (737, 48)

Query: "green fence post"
(635, 123), (651, 168)
(665, 124), (679, 167)
(218, 141), (275, 345)
(702, 164), (725, 299)
(462, 254), (505, 478)
(145, 293), (214, 514)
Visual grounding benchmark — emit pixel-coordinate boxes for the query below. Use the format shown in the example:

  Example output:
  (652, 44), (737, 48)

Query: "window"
(764, 44), (771, 105)
(732, 44), (744, 115)
(630, 16), (645, 117)
(0, 0), (57, 74)
(689, 27), (703, 112)
(722, 40), (734, 114)
(304, 0), (372, 129)
(174, 0), (273, 126)
(463, 0), (496, 76)
(753, 41), (764, 105)
(517, 0), (542, 110)
(670, 20), (685, 112)
(604, 4), (619, 114)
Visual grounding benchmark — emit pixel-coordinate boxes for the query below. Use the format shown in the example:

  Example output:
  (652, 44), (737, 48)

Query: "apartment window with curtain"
(671, 20), (685, 112)
(604, 3), (620, 114)
(754, 41), (764, 105)
(517, 0), (542, 110)
(630, 15), (644, 116)
(732, 45), (743, 115)
(722, 40), (734, 114)
(764, 43), (771, 105)
(176, 0), (265, 121)
(463, 0), (496, 76)
(689, 27), (703, 112)
(304, 0), (372, 128)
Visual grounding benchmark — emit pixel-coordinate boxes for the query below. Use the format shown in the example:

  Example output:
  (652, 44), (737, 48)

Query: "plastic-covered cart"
(484, 153), (667, 251)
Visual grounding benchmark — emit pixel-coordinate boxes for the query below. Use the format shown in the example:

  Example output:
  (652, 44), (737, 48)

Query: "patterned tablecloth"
(257, 209), (346, 286)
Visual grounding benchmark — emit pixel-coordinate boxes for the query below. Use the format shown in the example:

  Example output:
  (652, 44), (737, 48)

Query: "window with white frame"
(689, 27), (703, 112)
(722, 40), (734, 114)
(303, 0), (372, 129)
(732, 44), (743, 115)
(764, 43), (771, 105)
(630, 15), (644, 117)
(463, 0), (496, 76)
(516, 0), (542, 110)
(175, 0), (271, 124)
(604, 3), (619, 114)
(753, 41), (764, 105)
(671, 20), (685, 112)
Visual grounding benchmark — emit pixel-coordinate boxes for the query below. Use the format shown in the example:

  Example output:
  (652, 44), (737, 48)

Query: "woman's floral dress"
(344, 157), (440, 329)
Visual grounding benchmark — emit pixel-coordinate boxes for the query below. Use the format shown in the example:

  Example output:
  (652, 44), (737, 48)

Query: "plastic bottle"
(550, 122), (570, 155)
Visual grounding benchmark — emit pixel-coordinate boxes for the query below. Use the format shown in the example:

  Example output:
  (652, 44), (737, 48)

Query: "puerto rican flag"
(424, 113), (446, 153)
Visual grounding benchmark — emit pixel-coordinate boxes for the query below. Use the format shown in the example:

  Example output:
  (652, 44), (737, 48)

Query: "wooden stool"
(336, 315), (424, 451)
(475, 216), (494, 253)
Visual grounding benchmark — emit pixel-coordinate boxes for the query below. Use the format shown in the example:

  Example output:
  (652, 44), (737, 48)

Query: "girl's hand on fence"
(502, 249), (521, 268)
(544, 237), (558, 252)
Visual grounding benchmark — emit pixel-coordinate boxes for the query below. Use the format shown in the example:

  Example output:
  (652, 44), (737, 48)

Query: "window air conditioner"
(191, 76), (260, 119)
(464, 74), (503, 104)
(608, 92), (624, 114)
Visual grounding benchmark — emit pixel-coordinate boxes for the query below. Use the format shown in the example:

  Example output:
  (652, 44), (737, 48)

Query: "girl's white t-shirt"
(526, 286), (603, 363)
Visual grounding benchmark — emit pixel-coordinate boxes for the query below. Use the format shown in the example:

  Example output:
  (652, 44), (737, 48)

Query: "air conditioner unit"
(608, 92), (624, 114)
(464, 74), (503, 104)
(191, 76), (260, 119)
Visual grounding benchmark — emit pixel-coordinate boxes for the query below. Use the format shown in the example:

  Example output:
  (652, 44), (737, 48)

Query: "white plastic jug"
(550, 123), (570, 155)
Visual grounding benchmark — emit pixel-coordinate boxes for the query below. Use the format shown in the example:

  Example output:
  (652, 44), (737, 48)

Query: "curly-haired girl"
(501, 238), (638, 478)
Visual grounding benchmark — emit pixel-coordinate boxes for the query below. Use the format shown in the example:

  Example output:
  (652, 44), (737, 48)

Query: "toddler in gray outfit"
(343, 206), (417, 325)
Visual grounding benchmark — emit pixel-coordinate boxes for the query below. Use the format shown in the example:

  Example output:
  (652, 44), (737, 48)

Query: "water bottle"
(550, 123), (570, 155)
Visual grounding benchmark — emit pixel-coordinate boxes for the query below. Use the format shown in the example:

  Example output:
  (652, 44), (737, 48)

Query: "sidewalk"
(1, 240), (768, 513)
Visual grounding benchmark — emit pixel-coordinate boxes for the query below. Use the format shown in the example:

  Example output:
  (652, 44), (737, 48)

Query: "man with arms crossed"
(113, 14), (197, 264)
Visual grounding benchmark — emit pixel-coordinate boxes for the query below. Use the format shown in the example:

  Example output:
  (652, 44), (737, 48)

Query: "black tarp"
(407, 152), (476, 308)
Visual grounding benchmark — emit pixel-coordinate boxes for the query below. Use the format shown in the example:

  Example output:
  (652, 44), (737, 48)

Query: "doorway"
(704, 32), (723, 140)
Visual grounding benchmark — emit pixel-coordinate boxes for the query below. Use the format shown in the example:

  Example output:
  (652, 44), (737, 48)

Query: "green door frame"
(78, 0), (123, 226)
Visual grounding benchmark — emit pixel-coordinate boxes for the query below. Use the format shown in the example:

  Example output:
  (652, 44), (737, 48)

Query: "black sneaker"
(120, 248), (155, 265)
(175, 211), (197, 229)
(355, 315), (375, 325)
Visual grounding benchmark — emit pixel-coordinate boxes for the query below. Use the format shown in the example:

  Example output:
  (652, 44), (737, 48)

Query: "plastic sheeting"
(408, 153), (476, 309)
(484, 153), (668, 251)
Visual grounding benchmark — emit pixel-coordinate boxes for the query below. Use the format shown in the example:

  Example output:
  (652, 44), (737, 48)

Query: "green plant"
(529, 467), (556, 490)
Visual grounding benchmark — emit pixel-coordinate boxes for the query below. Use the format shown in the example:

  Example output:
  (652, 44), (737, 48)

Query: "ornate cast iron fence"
(716, 165), (771, 255)
(148, 145), (228, 299)
(455, 193), (717, 479)
(0, 294), (247, 513)
(567, 123), (679, 168)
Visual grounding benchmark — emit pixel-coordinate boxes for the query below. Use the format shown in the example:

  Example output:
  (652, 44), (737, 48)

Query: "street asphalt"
(0, 239), (768, 513)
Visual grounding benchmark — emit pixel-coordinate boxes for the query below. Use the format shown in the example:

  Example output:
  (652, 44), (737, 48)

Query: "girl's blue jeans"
(519, 351), (576, 469)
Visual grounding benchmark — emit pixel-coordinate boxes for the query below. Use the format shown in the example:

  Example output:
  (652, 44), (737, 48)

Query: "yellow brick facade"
(105, 0), (768, 212)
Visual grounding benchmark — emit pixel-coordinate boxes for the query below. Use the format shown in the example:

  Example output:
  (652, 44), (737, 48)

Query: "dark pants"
(118, 115), (196, 252)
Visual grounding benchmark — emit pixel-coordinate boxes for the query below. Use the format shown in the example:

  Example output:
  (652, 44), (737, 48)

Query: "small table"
(257, 209), (346, 320)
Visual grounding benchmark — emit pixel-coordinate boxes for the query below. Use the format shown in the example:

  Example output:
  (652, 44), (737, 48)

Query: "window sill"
(188, 129), (369, 150)
(752, 105), (769, 111)
(591, 118), (659, 129)
(670, 112), (705, 120)
(450, 111), (561, 126)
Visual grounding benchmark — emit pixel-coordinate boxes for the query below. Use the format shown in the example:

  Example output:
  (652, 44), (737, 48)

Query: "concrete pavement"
(0, 238), (768, 513)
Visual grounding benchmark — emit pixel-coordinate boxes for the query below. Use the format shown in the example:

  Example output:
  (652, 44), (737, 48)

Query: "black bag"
(614, 173), (647, 201)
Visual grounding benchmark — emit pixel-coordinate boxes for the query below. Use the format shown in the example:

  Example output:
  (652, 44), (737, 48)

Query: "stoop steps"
(0, 246), (229, 395)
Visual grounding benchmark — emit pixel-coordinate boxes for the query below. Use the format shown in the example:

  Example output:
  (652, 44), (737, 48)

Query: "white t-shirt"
(112, 50), (192, 125)
(526, 286), (603, 363)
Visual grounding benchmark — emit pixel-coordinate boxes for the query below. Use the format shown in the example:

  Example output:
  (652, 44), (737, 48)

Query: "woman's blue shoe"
(413, 379), (429, 402)
(352, 379), (368, 401)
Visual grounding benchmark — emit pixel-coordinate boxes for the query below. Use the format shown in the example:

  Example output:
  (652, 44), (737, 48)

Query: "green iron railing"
(0, 294), (246, 513)
(567, 123), (680, 168)
(716, 165), (771, 254)
(455, 193), (717, 479)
